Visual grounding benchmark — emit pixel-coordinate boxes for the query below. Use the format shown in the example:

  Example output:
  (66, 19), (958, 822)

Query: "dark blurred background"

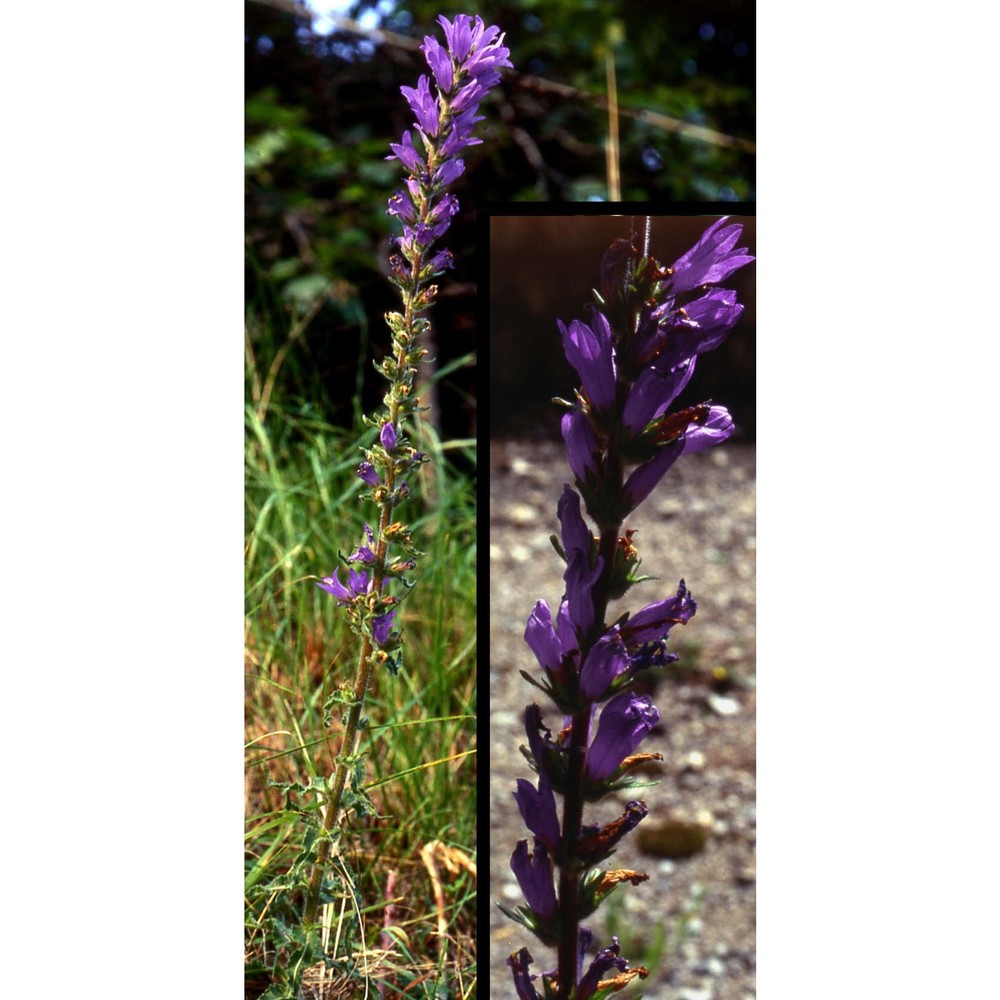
(245, 0), (754, 440)
(489, 214), (756, 440)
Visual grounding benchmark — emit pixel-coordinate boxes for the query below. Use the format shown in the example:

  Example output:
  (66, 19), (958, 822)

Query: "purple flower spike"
(510, 840), (558, 921)
(585, 694), (660, 783)
(513, 772), (561, 852)
(506, 219), (751, 991)
(558, 314), (617, 415)
(380, 421), (397, 452)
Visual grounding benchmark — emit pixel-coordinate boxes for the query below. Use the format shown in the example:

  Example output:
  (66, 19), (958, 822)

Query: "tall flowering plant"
(302, 12), (511, 936)
(502, 218), (753, 998)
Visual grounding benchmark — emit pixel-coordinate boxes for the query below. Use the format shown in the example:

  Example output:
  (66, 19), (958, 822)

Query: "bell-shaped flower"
(585, 694), (660, 783)
(524, 599), (578, 675)
(400, 74), (440, 137)
(386, 129), (425, 172)
(621, 356), (696, 436)
(561, 410), (600, 483)
(357, 461), (380, 487)
(669, 217), (754, 295)
(621, 580), (696, 646)
(316, 567), (369, 604)
(372, 609), (396, 648)
(512, 772), (560, 852)
(578, 628), (630, 701)
(420, 35), (453, 92)
(621, 438), (686, 512)
(510, 839), (558, 921)
(682, 405), (734, 454)
(558, 313), (617, 415)
(380, 422), (397, 452)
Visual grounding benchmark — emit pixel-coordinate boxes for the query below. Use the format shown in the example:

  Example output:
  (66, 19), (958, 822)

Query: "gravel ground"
(489, 438), (756, 1000)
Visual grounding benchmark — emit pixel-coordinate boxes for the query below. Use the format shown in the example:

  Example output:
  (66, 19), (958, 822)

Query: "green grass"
(244, 393), (477, 999)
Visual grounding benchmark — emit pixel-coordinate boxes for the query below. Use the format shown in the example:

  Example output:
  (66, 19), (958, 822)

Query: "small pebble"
(693, 956), (726, 978)
(707, 692), (740, 716)
(506, 502), (537, 525)
(677, 988), (713, 1000)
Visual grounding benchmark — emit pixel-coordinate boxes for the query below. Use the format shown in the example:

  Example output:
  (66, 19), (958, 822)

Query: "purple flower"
(420, 35), (453, 92)
(564, 548), (604, 640)
(524, 599), (578, 675)
(436, 14), (511, 78)
(510, 840), (558, 921)
(508, 948), (541, 1000)
(682, 404), (734, 453)
(576, 937), (631, 1000)
(645, 287), (745, 371)
(386, 130), (424, 172)
(433, 158), (465, 188)
(346, 521), (376, 564)
(372, 609), (395, 647)
(357, 461), (380, 487)
(557, 486), (592, 562)
(557, 486), (604, 637)
(316, 567), (369, 604)
(669, 217), (754, 295)
(561, 410), (600, 483)
(558, 313), (617, 415)
(578, 628), (630, 701)
(621, 356), (696, 436)
(400, 74), (439, 137)
(585, 694), (660, 783)
(380, 421), (397, 452)
(512, 772), (561, 852)
(621, 580), (696, 646)
(621, 437), (686, 511)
